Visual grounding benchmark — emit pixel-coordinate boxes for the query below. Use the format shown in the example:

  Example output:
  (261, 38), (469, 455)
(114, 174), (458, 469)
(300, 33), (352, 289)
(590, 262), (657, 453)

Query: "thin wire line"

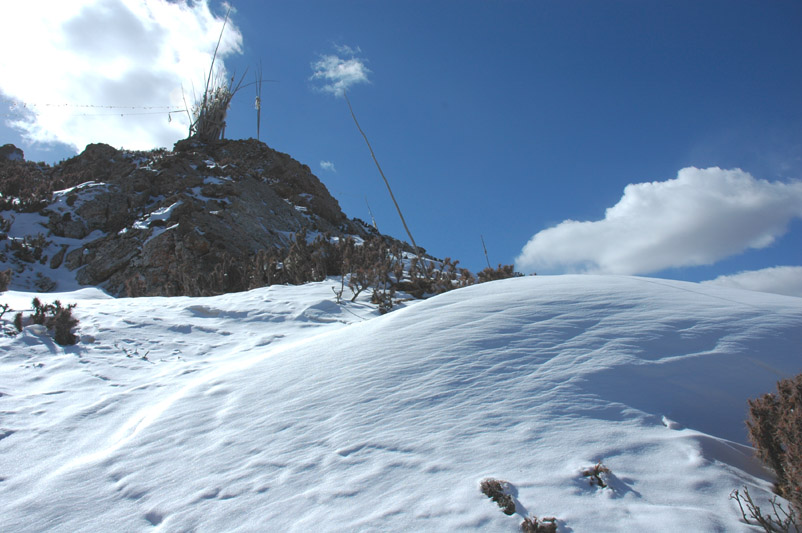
(7, 102), (184, 110)
(1, 110), (187, 118)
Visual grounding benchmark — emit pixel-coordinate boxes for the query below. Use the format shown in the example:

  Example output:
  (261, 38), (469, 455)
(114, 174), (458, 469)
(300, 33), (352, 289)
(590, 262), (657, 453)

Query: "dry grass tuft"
(480, 478), (516, 515)
(581, 462), (611, 488)
(521, 515), (557, 533)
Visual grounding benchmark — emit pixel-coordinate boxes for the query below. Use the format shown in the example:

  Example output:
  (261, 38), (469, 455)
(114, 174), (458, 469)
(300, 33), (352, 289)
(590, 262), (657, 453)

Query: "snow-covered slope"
(1, 275), (800, 531)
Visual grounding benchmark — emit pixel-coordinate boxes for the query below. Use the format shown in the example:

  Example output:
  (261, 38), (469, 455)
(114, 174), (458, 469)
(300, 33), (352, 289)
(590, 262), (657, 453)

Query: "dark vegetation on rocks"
(0, 139), (520, 304)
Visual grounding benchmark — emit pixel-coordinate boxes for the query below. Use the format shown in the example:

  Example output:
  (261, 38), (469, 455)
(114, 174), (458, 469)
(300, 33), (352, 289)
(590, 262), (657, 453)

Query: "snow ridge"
(1, 275), (800, 531)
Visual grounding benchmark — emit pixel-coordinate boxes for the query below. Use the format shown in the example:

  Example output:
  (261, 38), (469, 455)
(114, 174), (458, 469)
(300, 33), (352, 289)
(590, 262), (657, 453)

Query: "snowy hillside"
(1, 275), (801, 531)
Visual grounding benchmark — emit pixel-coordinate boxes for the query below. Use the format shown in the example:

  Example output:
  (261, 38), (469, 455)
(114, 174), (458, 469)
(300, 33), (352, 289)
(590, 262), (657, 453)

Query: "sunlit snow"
(1, 275), (800, 531)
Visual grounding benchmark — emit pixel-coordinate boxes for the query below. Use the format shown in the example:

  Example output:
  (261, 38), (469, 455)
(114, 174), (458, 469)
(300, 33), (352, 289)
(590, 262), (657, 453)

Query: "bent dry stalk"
(343, 92), (427, 273)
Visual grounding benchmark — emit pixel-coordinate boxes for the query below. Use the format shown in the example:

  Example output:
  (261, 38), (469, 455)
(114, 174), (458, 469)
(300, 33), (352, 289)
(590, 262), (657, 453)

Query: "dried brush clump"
(124, 229), (509, 311)
(581, 462), (611, 488)
(731, 486), (798, 533)
(191, 81), (238, 143)
(521, 515), (558, 533)
(188, 6), (245, 144)
(10, 298), (79, 346)
(746, 373), (802, 517)
(478, 263), (523, 283)
(480, 478), (516, 515)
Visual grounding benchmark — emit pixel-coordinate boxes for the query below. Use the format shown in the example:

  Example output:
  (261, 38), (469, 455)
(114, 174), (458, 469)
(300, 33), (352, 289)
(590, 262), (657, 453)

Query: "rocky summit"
(0, 139), (381, 296)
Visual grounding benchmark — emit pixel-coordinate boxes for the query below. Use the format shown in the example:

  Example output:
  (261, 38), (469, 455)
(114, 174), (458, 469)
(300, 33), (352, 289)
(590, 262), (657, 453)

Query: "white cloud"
(320, 160), (336, 172)
(701, 266), (802, 298)
(0, 0), (242, 152)
(310, 48), (370, 96)
(516, 167), (802, 275)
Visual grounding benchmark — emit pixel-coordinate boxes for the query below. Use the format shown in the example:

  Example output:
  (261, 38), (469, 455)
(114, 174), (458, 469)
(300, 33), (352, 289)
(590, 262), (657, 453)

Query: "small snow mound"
(297, 299), (345, 322)
(24, 324), (47, 336)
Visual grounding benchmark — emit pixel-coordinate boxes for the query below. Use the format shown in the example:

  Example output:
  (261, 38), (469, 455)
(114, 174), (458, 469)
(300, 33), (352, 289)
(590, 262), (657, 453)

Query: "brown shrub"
(480, 478), (516, 515)
(478, 264), (523, 283)
(521, 516), (557, 533)
(747, 373), (802, 516)
(581, 462), (611, 488)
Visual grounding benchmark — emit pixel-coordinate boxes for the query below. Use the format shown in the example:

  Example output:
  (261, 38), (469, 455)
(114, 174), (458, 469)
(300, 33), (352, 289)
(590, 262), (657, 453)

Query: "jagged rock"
(4, 138), (378, 296)
(201, 139), (346, 225)
(75, 236), (142, 285)
(49, 245), (68, 269)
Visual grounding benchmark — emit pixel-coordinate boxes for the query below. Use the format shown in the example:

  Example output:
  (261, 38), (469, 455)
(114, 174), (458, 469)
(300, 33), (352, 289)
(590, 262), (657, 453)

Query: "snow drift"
(1, 275), (800, 531)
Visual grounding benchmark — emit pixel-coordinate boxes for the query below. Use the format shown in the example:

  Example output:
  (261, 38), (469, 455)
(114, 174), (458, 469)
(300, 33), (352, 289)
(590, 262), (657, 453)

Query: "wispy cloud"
(700, 266), (802, 298)
(0, 0), (242, 152)
(516, 167), (802, 275)
(334, 44), (362, 56)
(320, 160), (336, 172)
(310, 46), (370, 96)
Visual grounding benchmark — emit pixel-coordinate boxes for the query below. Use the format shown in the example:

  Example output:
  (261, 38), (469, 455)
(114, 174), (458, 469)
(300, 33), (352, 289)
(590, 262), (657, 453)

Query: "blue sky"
(2, 1), (801, 294)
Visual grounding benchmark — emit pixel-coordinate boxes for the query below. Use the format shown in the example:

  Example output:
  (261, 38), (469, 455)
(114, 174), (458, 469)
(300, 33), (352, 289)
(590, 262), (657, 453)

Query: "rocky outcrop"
(2, 138), (376, 296)
(0, 144), (24, 161)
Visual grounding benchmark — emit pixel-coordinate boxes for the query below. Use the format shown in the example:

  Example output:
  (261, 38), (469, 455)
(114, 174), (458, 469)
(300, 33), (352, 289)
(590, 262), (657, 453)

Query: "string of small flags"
(8, 101), (184, 111)
(2, 101), (188, 122)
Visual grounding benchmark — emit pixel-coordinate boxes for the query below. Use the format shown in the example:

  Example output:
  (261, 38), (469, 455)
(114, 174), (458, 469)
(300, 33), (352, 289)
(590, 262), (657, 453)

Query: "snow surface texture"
(1, 275), (800, 531)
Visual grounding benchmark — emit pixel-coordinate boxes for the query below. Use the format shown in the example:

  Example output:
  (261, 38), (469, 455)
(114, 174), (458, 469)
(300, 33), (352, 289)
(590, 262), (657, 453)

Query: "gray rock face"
(5, 139), (372, 296)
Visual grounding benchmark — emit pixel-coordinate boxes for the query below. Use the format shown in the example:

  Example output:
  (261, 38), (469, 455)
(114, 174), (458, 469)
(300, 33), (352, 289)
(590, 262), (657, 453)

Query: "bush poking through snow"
(521, 515), (558, 533)
(480, 478), (561, 531)
(115, 343), (151, 362)
(478, 263), (523, 283)
(747, 373), (802, 517)
(581, 462), (611, 488)
(480, 478), (516, 515)
(11, 298), (79, 345)
(730, 486), (798, 532)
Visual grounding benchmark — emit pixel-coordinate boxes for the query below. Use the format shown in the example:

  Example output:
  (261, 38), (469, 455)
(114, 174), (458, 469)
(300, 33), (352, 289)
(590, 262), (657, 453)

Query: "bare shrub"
(189, 6), (245, 144)
(731, 486), (798, 532)
(478, 263), (522, 283)
(480, 478), (516, 515)
(747, 373), (802, 516)
(19, 298), (80, 345)
(50, 302), (79, 346)
(521, 515), (558, 533)
(581, 462), (611, 488)
(371, 285), (395, 315)
(0, 303), (17, 336)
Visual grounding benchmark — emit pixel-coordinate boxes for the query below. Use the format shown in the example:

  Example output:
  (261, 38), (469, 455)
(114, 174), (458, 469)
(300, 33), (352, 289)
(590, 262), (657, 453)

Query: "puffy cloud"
(0, 0), (242, 152)
(319, 160), (336, 172)
(516, 167), (802, 275)
(310, 47), (370, 96)
(700, 266), (802, 298)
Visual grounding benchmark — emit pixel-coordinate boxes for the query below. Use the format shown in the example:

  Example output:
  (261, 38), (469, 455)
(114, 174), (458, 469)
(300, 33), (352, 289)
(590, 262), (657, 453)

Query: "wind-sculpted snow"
(1, 276), (800, 531)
